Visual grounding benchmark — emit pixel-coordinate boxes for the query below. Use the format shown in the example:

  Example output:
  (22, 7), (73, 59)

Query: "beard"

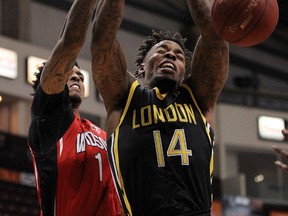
(70, 94), (82, 109)
(149, 76), (178, 93)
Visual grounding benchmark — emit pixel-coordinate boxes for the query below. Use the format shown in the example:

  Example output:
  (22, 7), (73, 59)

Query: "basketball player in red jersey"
(273, 129), (288, 173)
(91, 0), (228, 215)
(28, 0), (121, 215)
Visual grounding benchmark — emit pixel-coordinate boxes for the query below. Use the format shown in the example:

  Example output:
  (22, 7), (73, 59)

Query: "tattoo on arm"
(91, 0), (127, 106)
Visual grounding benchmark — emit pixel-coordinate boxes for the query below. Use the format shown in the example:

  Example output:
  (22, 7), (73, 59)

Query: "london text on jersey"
(132, 103), (198, 129)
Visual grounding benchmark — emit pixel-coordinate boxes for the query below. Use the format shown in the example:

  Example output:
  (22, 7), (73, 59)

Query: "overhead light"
(258, 115), (285, 141)
(26, 56), (46, 84)
(0, 47), (18, 79)
(254, 174), (264, 183)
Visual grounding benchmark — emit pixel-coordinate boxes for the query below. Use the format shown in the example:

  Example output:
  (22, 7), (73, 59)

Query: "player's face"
(141, 40), (186, 90)
(67, 66), (85, 106)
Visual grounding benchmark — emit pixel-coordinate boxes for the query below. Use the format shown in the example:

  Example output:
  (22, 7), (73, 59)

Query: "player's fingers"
(275, 160), (288, 173)
(273, 145), (288, 159)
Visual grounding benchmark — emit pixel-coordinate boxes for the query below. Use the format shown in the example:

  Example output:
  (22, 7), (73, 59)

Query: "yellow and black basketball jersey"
(108, 80), (214, 216)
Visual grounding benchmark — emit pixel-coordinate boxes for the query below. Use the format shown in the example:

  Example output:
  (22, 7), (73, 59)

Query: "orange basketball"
(211, 0), (279, 47)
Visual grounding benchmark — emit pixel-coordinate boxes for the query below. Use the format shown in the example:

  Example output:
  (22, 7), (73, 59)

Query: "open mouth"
(70, 83), (81, 91)
(159, 62), (175, 71)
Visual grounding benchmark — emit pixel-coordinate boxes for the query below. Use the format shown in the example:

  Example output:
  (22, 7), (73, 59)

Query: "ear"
(137, 63), (145, 77)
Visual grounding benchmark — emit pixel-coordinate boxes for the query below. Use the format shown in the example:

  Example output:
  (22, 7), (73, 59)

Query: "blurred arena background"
(0, 0), (288, 215)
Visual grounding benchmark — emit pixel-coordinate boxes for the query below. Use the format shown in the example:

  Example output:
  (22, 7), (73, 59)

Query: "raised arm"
(91, 0), (130, 113)
(186, 0), (229, 128)
(40, 0), (96, 94)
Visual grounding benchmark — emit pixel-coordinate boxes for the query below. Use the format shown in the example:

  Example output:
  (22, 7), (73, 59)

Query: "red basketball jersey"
(28, 86), (121, 216)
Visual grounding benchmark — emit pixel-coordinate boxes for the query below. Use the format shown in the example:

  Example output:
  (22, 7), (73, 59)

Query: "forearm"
(186, 0), (220, 40)
(186, 0), (229, 115)
(91, 0), (128, 111)
(92, 0), (125, 45)
(61, 0), (96, 46)
(40, 0), (96, 94)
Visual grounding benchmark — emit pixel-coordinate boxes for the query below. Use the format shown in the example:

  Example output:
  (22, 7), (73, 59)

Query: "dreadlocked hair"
(30, 61), (80, 95)
(134, 30), (192, 78)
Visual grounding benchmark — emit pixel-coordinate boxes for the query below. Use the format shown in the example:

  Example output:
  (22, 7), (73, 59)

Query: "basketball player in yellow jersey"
(91, 0), (229, 215)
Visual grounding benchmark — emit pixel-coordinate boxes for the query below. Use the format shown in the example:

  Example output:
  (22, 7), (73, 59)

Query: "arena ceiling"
(35, 0), (288, 27)
(35, 0), (288, 81)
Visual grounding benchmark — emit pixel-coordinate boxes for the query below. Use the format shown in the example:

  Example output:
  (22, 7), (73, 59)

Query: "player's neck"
(74, 108), (80, 118)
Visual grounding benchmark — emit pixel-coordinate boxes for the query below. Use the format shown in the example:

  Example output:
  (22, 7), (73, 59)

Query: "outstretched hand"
(273, 129), (288, 173)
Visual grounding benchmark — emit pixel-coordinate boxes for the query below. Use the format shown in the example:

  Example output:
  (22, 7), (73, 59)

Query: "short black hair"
(31, 62), (45, 94)
(134, 30), (192, 77)
(31, 61), (80, 95)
